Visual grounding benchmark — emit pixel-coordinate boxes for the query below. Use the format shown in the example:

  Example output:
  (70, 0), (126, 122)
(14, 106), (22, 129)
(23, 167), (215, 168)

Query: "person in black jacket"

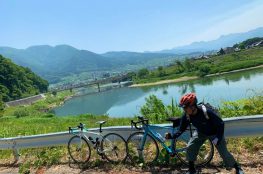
(166, 93), (244, 174)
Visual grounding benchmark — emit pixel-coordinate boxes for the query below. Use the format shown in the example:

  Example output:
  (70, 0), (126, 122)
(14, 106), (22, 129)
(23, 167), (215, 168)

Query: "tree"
(126, 72), (136, 81)
(198, 64), (211, 77)
(140, 95), (168, 122)
(184, 58), (195, 72)
(175, 60), (185, 73)
(218, 48), (225, 55)
(140, 95), (182, 123)
(137, 68), (149, 78)
(0, 95), (4, 116)
(157, 66), (166, 77)
(0, 55), (49, 101)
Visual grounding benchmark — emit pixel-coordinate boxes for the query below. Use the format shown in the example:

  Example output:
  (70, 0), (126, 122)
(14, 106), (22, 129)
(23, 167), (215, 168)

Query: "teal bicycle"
(127, 116), (214, 166)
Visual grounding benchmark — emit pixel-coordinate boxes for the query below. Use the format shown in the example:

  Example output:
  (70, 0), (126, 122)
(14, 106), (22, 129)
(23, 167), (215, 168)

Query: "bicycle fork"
(137, 134), (148, 161)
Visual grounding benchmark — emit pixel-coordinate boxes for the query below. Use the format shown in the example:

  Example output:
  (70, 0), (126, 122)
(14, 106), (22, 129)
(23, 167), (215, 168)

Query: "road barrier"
(0, 115), (262, 162)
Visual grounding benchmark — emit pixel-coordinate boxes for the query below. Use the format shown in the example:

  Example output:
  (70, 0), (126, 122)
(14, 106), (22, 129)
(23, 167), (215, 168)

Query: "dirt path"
(1, 152), (262, 174)
(130, 76), (198, 87)
(0, 163), (262, 174)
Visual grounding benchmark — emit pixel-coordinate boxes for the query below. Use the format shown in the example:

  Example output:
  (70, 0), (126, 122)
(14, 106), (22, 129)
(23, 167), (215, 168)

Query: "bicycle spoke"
(127, 132), (159, 165)
(67, 136), (91, 164)
(101, 133), (127, 163)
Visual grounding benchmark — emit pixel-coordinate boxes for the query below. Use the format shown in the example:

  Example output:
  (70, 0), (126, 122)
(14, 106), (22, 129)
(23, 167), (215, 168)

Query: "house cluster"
(217, 39), (263, 55)
(245, 40), (263, 49)
(193, 39), (263, 60)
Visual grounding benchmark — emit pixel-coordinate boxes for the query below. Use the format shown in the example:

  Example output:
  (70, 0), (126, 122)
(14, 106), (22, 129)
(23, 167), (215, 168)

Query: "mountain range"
(159, 27), (263, 54)
(0, 27), (263, 84)
(0, 45), (176, 83)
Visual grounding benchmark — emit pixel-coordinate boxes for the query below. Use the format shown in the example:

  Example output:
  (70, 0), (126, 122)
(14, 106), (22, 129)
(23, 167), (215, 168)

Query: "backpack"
(198, 102), (220, 120)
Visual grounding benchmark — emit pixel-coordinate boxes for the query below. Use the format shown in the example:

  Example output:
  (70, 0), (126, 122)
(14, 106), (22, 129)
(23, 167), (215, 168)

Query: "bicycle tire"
(101, 133), (128, 163)
(68, 135), (91, 164)
(127, 132), (159, 165)
(175, 133), (214, 167)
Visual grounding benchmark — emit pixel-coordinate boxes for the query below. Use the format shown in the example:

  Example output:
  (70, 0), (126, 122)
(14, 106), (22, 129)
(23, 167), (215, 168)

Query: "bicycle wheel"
(101, 133), (128, 163)
(127, 132), (159, 165)
(68, 135), (91, 164)
(175, 133), (214, 167)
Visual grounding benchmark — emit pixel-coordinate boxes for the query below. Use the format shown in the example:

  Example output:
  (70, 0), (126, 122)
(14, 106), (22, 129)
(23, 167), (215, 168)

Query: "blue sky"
(1, 0), (263, 53)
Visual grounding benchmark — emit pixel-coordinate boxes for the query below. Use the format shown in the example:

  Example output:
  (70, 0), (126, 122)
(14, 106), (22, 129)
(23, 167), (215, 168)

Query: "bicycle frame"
(130, 117), (214, 166)
(139, 124), (190, 156)
(69, 127), (106, 154)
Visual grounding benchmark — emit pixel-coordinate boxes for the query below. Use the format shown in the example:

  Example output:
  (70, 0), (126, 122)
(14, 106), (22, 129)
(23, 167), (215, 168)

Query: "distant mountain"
(0, 45), (178, 83)
(160, 27), (263, 54)
(0, 45), (113, 83)
(101, 51), (176, 65)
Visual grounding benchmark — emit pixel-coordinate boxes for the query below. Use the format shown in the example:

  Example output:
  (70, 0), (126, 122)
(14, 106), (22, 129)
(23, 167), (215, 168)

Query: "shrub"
(14, 107), (30, 118)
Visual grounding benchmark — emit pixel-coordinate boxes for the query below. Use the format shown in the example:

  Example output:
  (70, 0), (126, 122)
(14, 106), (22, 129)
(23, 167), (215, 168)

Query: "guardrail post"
(12, 140), (20, 163)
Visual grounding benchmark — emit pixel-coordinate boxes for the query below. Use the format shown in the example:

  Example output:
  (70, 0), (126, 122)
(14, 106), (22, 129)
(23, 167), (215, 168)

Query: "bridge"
(50, 73), (132, 92)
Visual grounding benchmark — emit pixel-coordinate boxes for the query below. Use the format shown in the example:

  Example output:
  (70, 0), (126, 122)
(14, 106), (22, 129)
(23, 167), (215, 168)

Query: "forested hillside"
(0, 55), (48, 103)
(0, 45), (177, 83)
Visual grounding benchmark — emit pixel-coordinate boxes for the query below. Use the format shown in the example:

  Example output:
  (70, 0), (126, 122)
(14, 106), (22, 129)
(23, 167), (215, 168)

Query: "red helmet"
(179, 93), (197, 107)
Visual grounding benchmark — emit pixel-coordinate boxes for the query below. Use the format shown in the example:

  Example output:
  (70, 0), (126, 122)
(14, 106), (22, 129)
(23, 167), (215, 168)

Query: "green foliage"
(140, 95), (182, 123)
(220, 92), (263, 118)
(157, 66), (166, 77)
(140, 92), (263, 122)
(1, 91), (72, 119)
(0, 55), (49, 102)
(134, 46), (263, 84)
(184, 58), (195, 72)
(33, 147), (62, 167)
(19, 160), (31, 174)
(0, 95), (4, 117)
(14, 107), (30, 118)
(198, 64), (211, 77)
(137, 68), (149, 78)
(218, 48), (225, 55)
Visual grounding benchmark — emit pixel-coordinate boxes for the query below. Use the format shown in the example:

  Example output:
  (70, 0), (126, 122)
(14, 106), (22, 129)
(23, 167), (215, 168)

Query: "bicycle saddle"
(96, 121), (106, 125)
(166, 117), (181, 128)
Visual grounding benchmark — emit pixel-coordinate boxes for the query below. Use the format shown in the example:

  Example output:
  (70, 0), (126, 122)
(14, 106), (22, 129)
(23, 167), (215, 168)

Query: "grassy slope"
(134, 47), (263, 84)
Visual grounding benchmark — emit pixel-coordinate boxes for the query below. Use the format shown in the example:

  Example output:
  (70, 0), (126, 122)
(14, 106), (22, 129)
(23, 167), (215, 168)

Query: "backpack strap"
(201, 104), (210, 120)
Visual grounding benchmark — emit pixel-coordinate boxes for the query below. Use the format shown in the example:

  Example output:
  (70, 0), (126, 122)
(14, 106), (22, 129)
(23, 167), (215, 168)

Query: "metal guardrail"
(0, 115), (263, 162)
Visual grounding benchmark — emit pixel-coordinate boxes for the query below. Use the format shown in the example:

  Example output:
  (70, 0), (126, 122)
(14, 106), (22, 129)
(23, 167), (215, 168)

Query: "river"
(53, 68), (263, 117)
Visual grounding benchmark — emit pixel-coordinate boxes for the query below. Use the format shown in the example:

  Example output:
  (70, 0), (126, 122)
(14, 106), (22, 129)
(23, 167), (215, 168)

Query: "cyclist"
(166, 93), (244, 174)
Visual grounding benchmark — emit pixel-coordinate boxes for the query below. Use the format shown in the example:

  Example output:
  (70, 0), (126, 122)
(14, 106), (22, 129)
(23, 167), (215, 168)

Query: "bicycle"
(127, 116), (214, 167)
(68, 121), (128, 164)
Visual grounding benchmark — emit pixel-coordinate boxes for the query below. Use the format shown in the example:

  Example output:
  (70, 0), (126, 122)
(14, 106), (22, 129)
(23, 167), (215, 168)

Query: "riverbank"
(206, 64), (263, 77)
(130, 76), (198, 87)
(130, 64), (263, 87)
